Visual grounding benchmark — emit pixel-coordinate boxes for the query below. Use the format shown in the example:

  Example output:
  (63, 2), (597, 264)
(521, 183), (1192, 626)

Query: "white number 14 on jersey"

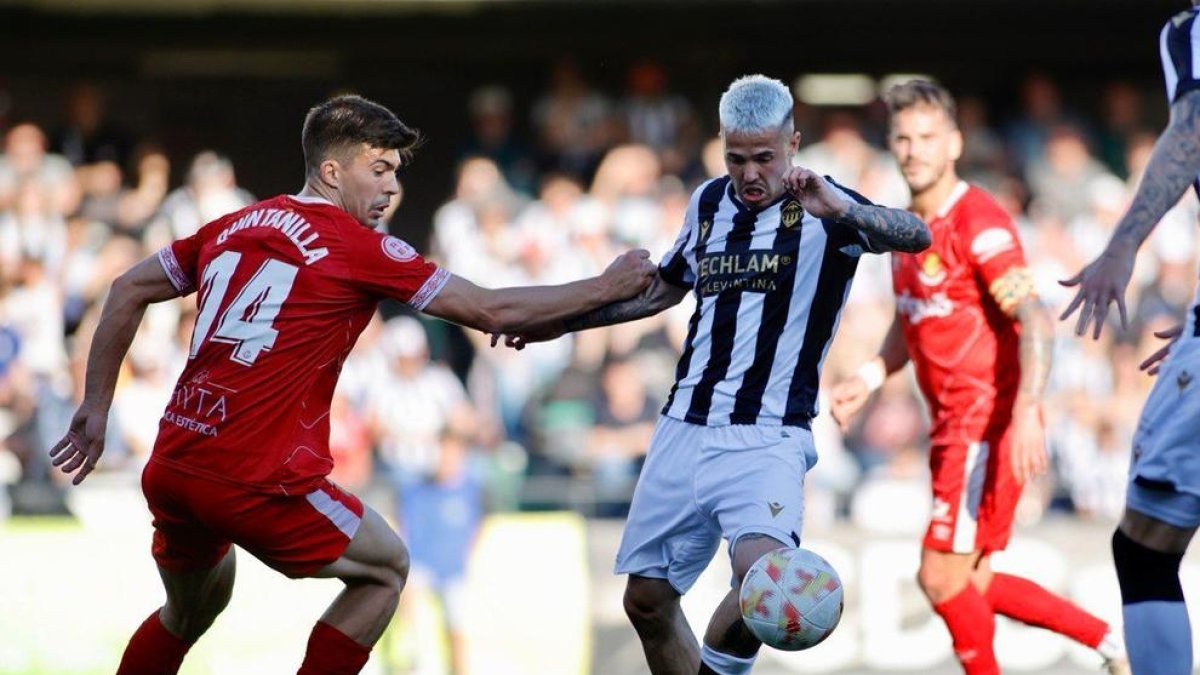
(190, 250), (299, 366)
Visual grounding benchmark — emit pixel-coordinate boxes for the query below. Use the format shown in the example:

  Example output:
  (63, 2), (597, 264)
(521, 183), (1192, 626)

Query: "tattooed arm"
(1060, 89), (1200, 338)
(495, 273), (689, 350)
(565, 273), (689, 331)
(838, 201), (932, 253)
(781, 166), (931, 253)
(983, 262), (1055, 482)
(1106, 89), (1200, 252)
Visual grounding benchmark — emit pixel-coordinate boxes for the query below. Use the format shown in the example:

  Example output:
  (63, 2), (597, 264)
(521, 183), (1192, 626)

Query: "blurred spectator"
(368, 316), (474, 480)
(143, 150), (253, 247)
(77, 146), (169, 238)
(956, 95), (1008, 188)
(1004, 72), (1073, 173)
(794, 109), (908, 206)
(616, 61), (699, 177)
(0, 122), (80, 216)
(460, 85), (537, 197)
(586, 352), (655, 516)
(50, 83), (130, 168)
(398, 420), (482, 675)
(1096, 81), (1147, 179)
(531, 59), (615, 181)
(431, 156), (520, 270)
(1026, 124), (1118, 223)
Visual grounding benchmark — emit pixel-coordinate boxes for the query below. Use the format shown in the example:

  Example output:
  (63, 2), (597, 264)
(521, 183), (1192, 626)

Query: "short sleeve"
(658, 220), (695, 289)
(657, 185), (703, 289)
(158, 233), (203, 296)
(346, 230), (450, 310)
(963, 211), (1027, 286)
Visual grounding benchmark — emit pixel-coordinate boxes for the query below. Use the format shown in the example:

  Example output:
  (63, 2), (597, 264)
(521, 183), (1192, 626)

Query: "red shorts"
(142, 459), (364, 578)
(924, 427), (1021, 555)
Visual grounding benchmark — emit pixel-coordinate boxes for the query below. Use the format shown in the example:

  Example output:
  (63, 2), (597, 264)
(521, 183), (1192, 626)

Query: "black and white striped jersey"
(657, 175), (884, 428)
(1161, 5), (1200, 196)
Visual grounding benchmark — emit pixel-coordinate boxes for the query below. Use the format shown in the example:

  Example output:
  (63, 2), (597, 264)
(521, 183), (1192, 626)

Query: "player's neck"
(909, 173), (962, 222)
(297, 182), (341, 209)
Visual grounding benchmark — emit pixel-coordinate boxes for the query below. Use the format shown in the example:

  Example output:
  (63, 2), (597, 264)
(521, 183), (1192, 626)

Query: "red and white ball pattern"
(738, 547), (843, 651)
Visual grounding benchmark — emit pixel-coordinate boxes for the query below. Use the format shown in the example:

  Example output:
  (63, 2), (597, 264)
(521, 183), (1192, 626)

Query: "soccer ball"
(738, 547), (843, 651)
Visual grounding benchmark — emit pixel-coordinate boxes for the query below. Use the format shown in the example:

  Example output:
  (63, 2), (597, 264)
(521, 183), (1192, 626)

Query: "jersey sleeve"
(345, 229), (450, 310)
(1161, 9), (1200, 103)
(823, 176), (886, 255)
(962, 206), (1035, 315)
(657, 185), (701, 289)
(157, 220), (221, 296)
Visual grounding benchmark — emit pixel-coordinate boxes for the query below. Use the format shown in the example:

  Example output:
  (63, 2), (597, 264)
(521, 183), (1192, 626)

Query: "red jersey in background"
(892, 182), (1026, 444)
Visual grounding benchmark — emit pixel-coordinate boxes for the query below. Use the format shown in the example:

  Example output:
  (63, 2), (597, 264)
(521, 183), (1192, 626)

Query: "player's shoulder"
(691, 175), (732, 201)
(953, 184), (1012, 225)
(1165, 6), (1200, 33)
(823, 175), (873, 206)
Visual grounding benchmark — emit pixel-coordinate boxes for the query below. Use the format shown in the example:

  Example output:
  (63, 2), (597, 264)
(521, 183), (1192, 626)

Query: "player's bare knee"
(385, 542), (410, 591)
(916, 562), (963, 602)
(623, 578), (679, 631)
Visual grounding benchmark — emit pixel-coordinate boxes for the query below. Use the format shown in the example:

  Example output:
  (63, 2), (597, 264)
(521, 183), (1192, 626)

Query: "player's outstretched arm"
(781, 166), (931, 253)
(1060, 89), (1200, 339)
(494, 273), (689, 351)
(423, 248), (657, 337)
(50, 255), (182, 485)
(831, 312), (910, 431)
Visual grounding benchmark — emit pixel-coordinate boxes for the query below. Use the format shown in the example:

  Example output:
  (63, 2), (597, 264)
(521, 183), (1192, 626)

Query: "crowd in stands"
(0, 65), (1193, 552)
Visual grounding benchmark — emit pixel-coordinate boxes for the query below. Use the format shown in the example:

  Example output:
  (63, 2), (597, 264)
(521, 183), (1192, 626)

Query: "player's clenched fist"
(601, 248), (657, 298)
(782, 166), (854, 220)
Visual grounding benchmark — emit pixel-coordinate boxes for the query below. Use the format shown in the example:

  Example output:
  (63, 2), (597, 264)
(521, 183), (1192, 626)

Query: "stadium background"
(1, 0), (1199, 673)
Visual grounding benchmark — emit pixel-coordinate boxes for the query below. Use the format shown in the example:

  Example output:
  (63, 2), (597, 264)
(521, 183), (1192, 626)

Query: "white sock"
(1124, 601), (1193, 675)
(1097, 625), (1126, 660)
(700, 644), (756, 675)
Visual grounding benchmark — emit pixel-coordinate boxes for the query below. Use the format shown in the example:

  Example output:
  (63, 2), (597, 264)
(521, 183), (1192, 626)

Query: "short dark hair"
(884, 80), (958, 127)
(301, 94), (422, 177)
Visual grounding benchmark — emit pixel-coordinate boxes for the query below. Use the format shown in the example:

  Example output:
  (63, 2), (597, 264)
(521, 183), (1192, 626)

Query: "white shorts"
(1127, 321), (1200, 527)
(614, 416), (817, 594)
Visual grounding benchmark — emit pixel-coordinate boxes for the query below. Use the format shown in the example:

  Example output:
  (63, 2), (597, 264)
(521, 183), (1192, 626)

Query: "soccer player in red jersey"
(46, 94), (656, 675)
(830, 80), (1128, 675)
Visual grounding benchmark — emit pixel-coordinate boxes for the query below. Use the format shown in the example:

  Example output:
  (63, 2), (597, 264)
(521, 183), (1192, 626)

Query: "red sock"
(296, 621), (371, 675)
(984, 572), (1108, 648)
(116, 610), (192, 675)
(933, 585), (999, 675)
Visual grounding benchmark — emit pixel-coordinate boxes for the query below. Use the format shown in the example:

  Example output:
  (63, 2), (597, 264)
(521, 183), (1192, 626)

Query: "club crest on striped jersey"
(781, 200), (804, 228)
(381, 236), (417, 262)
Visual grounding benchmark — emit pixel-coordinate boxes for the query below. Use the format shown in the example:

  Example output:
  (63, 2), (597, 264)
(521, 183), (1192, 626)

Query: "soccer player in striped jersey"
(47, 95), (656, 675)
(501, 74), (930, 675)
(832, 80), (1128, 675)
(1062, 3), (1200, 673)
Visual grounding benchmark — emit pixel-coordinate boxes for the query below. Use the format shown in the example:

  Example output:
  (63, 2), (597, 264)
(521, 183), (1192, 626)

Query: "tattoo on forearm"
(841, 203), (931, 253)
(1112, 91), (1200, 249)
(989, 267), (1036, 316)
(1015, 301), (1053, 402)
(563, 275), (677, 332)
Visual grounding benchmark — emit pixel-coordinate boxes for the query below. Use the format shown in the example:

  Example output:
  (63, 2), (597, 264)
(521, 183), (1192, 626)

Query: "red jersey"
(152, 194), (448, 495)
(891, 182), (1027, 442)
